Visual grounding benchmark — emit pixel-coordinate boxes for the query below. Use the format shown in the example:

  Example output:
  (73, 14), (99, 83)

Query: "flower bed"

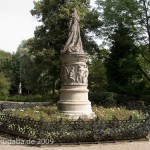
(0, 114), (149, 144)
(6, 105), (145, 122)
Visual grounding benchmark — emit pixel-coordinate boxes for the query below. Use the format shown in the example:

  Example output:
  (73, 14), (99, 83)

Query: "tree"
(135, 0), (150, 82)
(14, 40), (59, 97)
(0, 49), (12, 73)
(0, 73), (10, 96)
(96, 0), (150, 82)
(96, 0), (139, 44)
(88, 49), (108, 93)
(16, 40), (36, 94)
(105, 23), (146, 98)
(0, 49), (26, 95)
(0, 50), (11, 96)
(31, 0), (101, 53)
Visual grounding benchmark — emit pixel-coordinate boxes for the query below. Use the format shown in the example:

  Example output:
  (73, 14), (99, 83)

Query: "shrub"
(89, 91), (116, 106)
(0, 94), (52, 102)
(140, 94), (150, 105)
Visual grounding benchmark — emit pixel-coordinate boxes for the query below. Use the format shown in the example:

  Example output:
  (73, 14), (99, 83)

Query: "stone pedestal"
(57, 53), (95, 118)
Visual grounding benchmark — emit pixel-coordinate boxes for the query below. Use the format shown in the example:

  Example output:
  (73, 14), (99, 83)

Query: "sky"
(0, 0), (39, 53)
(0, 0), (97, 53)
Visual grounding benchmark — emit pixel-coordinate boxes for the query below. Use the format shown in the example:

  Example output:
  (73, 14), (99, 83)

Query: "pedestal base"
(58, 85), (95, 119)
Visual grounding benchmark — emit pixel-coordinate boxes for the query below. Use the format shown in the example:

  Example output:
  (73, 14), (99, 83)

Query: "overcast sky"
(0, 0), (39, 53)
(0, 0), (96, 53)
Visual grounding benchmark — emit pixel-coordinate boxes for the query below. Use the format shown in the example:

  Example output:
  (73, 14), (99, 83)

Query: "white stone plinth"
(57, 53), (95, 118)
(58, 85), (94, 117)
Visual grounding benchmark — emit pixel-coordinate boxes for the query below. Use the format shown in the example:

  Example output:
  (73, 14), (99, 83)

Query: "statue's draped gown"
(62, 8), (84, 53)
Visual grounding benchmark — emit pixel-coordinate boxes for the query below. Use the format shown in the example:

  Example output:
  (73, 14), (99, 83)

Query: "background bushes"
(89, 92), (116, 106)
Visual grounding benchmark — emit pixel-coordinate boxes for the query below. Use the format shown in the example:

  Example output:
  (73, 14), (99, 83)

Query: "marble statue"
(18, 82), (22, 94)
(58, 8), (95, 118)
(61, 8), (84, 54)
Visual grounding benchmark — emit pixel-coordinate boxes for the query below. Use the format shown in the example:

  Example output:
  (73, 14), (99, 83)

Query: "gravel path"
(0, 141), (150, 150)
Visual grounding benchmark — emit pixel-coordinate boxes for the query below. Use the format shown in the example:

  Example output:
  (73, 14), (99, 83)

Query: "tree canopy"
(96, 0), (150, 82)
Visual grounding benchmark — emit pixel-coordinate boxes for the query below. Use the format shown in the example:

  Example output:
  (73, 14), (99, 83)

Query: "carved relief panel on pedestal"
(61, 64), (88, 85)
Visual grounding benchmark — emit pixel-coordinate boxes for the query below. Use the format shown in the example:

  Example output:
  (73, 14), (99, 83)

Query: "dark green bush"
(114, 94), (150, 106)
(140, 94), (150, 105)
(89, 92), (116, 106)
(0, 94), (54, 102)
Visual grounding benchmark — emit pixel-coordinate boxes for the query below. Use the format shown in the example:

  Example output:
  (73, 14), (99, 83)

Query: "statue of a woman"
(61, 8), (84, 53)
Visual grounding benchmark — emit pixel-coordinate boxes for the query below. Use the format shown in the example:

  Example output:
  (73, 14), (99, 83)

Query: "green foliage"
(31, 0), (101, 53)
(0, 50), (12, 83)
(105, 24), (146, 98)
(137, 47), (150, 82)
(0, 49), (12, 72)
(0, 73), (10, 96)
(96, 0), (150, 82)
(89, 92), (116, 106)
(25, 0), (101, 97)
(16, 40), (40, 94)
(88, 49), (108, 92)
(0, 94), (54, 102)
(96, 0), (139, 43)
(9, 54), (21, 94)
(0, 0), (149, 105)
(0, 50), (11, 96)
(88, 49), (111, 105)
(0, 50), (21, 95)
